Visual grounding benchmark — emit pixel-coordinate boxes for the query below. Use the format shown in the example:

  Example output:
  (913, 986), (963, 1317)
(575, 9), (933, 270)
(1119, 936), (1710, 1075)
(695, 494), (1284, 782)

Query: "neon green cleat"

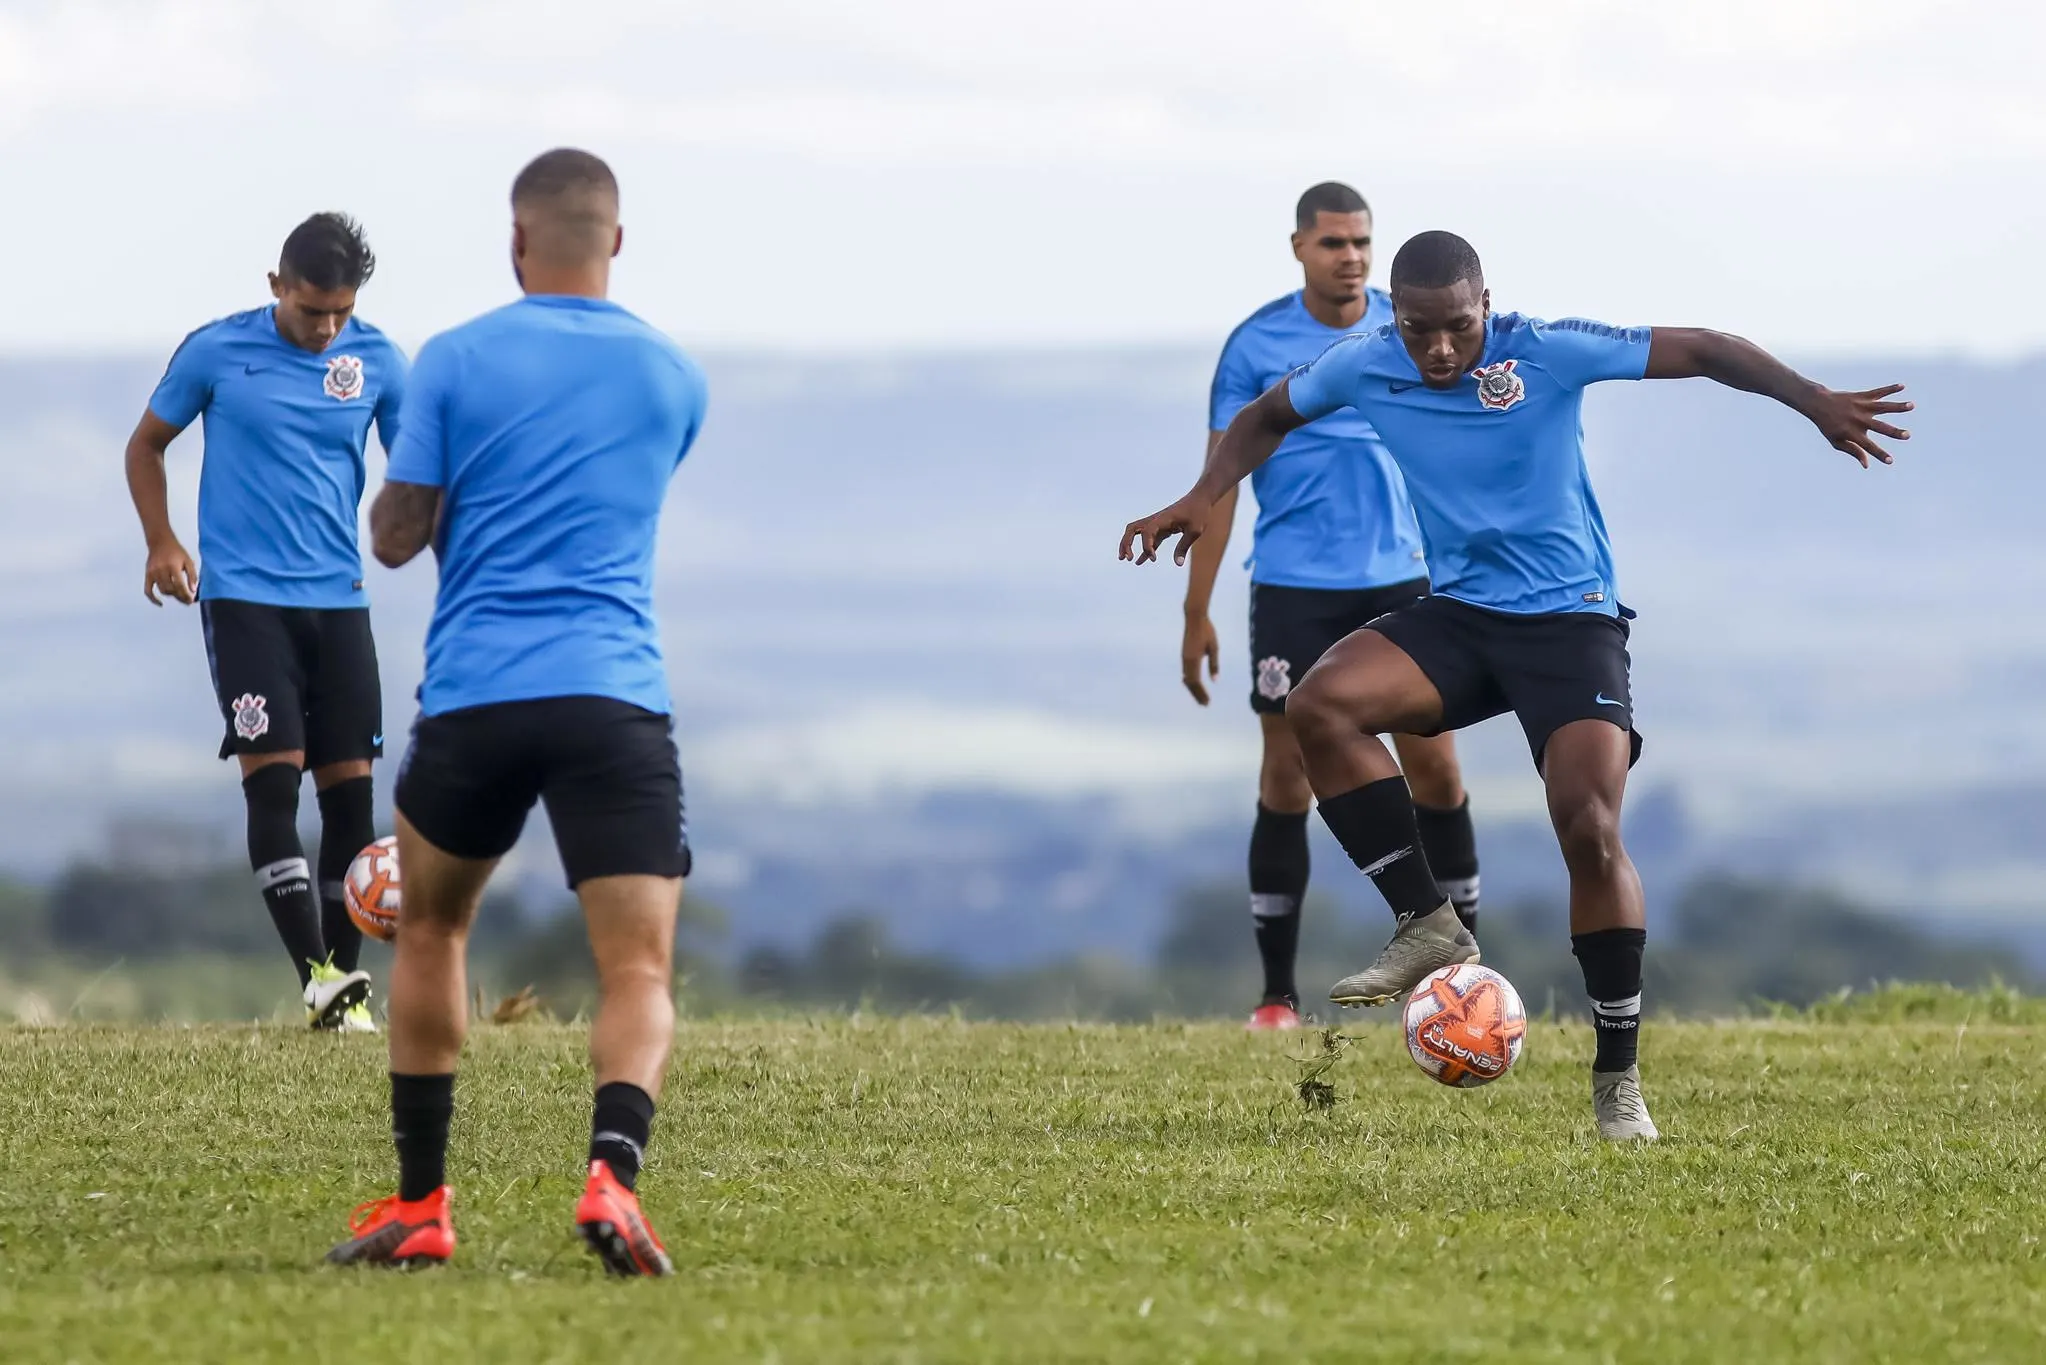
(305, 956), (373, 1030)
(337, 1001), (379, 1034)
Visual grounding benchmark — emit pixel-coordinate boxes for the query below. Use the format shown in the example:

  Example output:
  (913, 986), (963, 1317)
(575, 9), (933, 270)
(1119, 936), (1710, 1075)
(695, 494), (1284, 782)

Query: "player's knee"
(1401, 746), (1463, 809)
(1257, 742), (1312, 810)
(1282, 672), (1346, 745)
(1554, 800), (1624, 879)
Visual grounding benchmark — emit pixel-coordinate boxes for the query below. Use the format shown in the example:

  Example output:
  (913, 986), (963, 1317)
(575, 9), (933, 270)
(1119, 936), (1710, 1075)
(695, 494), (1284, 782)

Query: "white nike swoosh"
(1357, 846), (1412, 878)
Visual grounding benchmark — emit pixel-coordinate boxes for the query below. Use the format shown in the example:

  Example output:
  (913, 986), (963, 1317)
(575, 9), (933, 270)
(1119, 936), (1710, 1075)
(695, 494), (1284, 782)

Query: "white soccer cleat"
(1328, 902), (1480, 1007)
(1591, 1065), (1660, 1142)
(336, 1001), (380, 1034)
(304, 959), (373, 1030)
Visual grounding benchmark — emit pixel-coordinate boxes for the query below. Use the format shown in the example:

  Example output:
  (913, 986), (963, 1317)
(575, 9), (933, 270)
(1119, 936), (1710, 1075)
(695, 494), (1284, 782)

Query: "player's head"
(1290, 182), (1372, 306)
(1388, 230), (1489, 388)
(267, 213), (374, 353)
(510, 148), (622, 292)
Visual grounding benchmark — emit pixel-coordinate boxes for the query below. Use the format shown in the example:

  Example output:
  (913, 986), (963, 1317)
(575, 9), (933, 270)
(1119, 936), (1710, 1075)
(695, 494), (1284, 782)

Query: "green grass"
(3, 1005), (2045, 1363)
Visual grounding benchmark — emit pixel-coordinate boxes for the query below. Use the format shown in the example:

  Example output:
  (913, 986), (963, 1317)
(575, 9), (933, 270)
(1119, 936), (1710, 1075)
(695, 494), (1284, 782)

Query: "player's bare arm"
(123, 410), (199, 605)
(1121, 384), (1307, 567)
(370, 481), (442, 568)
(1179, 432), (1237, 705)
(1645, 328), (1913, 468)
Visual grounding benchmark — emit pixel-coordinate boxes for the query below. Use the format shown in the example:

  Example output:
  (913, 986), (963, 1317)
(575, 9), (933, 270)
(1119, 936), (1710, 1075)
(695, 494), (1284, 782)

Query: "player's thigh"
(579, 875), (684, 983)
(393, 705), (541, 874)
(394, 809), (498, 935)
(201, 599), (308, 761)
(1288, 624), (1444, 737)
(538, 698), (692, 890)
(1339, 595), (1506, 738)
(304, 608), (384, 771)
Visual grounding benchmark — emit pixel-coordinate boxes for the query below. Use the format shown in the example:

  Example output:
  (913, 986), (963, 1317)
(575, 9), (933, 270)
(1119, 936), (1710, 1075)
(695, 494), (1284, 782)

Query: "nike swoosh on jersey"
(1388, 382), (1421, 393)
(1594, 693), (1624, 707)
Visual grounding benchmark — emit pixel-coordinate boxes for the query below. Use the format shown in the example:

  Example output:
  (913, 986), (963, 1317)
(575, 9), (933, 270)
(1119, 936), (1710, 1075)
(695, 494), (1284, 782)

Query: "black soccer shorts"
(200, 599), (383, 767)
(394, 695), (691, 887)
(1247, 578), (1431, 715)
(1366, 594), (1643, 771)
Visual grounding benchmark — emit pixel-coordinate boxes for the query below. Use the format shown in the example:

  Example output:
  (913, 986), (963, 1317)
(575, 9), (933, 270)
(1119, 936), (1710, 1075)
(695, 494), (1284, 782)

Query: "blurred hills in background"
(4, 347), (2044, 987)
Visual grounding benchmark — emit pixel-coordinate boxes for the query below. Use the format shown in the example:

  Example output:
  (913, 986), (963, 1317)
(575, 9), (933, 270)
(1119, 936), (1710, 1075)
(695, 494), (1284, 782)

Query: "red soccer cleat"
(575, 1160), (673, 1277)
(325, 1187), (456, 1266)
(1246, 1000), (1304, 1031)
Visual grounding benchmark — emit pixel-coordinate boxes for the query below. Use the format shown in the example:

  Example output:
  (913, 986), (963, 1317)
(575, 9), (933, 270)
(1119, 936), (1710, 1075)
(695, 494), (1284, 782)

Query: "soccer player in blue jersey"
(1124, 231), (1910, 1139)
(1185, 184), (1482, 1031)
(327, 149), (704, 1274)
(124, 214), (404, 1032)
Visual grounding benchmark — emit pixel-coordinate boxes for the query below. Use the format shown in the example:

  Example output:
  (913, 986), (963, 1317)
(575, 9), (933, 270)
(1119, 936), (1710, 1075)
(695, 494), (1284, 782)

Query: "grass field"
(3, 998), (2045, 1363)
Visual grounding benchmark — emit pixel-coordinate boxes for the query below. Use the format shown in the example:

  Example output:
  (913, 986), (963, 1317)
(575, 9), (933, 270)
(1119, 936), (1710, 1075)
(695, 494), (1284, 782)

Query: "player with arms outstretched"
(124, 214), (403, 1032)
(1188, 183), (1483, 1031)
(326, 149), (704, 1274)
(1124, 231), (1909, 1139)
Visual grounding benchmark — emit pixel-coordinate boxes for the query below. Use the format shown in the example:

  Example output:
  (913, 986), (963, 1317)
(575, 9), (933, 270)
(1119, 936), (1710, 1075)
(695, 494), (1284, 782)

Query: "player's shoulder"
(1310, 320), (1400, 371)
(169, 306), (270, 358)
(1495, 312), (1650, 352)
(1220, 292), (1302, 354)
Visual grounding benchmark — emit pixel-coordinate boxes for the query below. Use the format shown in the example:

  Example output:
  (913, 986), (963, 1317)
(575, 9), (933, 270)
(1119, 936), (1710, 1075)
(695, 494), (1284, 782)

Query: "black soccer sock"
(1572, 927), (1646, 1072)
(1248, 803), (1311, 1005)
(1414, 798), (1482, 934)
(316, 777), (374, 975)
(1315, 777), (1446, 922)
(243, 763), (324, 988)
(590, 1081), (657, 1190)
(392, 1072), (455, 1201)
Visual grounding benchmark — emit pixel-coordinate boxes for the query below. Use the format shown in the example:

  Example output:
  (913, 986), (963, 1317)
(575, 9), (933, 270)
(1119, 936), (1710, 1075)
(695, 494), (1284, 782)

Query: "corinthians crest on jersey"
(324, 353), (365, 401)
(1472, 360), (1525, 412)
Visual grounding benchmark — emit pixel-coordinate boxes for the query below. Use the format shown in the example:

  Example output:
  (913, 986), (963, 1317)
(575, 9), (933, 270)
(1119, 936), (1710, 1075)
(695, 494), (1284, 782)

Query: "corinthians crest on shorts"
(1255, 656), (1292, 701)
(231, 692), (270, 741)
(323, 354), (365, 401)
(1472, 360), (1525, 412)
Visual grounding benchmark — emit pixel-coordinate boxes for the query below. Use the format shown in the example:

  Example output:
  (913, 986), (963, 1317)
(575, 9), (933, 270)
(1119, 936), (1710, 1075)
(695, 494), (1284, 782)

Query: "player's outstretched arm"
(1645, 328), (1912, 468)
(124, 411), (199, 606)
(369, 481), (443, 568)
(1121, 382), (1306, 567)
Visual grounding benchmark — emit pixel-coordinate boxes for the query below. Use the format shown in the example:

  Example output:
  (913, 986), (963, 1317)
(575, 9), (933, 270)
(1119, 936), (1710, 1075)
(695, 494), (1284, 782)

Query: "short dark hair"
(278, 213), (375, 291)
(1389, 231), (1483, 292)
(1295, 182), (1370, 231)
(511, 147), (619, 207)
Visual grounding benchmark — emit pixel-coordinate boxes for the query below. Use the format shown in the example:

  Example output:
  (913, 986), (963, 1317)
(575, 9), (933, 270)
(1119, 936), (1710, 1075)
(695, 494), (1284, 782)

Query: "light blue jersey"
(1284, 313), (1651, 616)
(1210, 288), (1426, 590)
(385, 296), (707, 718)
(147, 307), (407, 607)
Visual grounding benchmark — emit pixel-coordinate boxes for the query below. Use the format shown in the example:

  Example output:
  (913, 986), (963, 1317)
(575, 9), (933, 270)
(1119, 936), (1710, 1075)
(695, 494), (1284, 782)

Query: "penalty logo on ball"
(1404, 963), (1527, 1087)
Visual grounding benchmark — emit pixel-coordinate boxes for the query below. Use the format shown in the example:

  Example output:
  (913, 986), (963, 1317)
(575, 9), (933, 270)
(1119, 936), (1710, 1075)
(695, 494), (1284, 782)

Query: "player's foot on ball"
(1328, 902), (1479, 1007)
(326, 1187), (455, 1266)
(304, 957), (372, 1030)
(337, 1000), (379, 1034)
(1245, 998), (1303, 1031)
(1592, 1065), (1659, 1142)
(575, 1160), (673, 1277)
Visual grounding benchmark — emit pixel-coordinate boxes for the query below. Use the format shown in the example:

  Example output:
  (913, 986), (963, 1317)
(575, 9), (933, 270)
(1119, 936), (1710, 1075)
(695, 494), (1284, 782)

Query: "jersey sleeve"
(1281, 332), (1372, 422)
(674, 359), (709, 468)
(1208, 330), (1264, 432)
(383, 338), (452, 488)
(372, 344), (410, 453)
(1526, 317), (1652, 388)
(146, 328), (216, 429)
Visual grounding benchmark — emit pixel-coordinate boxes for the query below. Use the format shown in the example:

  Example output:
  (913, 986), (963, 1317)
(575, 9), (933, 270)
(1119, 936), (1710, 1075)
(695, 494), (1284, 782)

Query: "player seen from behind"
(123, 214), (404, 1032)
(1122, 231), (1910, 1140)
(1187, 183), (1483, 1031)
(326, 149), (706, 1274)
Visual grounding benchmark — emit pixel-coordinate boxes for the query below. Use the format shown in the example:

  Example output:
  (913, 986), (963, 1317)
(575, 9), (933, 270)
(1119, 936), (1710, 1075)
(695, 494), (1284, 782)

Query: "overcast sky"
(3, 0), (2039, 357)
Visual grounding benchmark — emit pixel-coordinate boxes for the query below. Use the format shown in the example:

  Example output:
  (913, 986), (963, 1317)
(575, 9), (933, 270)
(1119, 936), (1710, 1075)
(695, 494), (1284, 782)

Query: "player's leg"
(1393, 732), (1482, 934)
(1508, 612), (1656, 1141)
(1243, 585), (1317, 1029)
(543, 699), (690, 1276)
(328, 708), (533, 1267)
(1248, 713), (1313, 1026)
(1288, 599), (1496, 1005)
(203, 600), (339, 1007)
(306, 607), (386, 1030)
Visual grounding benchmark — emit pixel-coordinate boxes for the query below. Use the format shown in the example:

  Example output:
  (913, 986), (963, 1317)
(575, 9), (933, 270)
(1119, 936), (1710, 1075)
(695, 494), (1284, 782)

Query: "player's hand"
(1180, 612), (1220, 706)
(1807, 383), (1912, 468)
(143, 538), (199, 606)
(1120, 494), (1210, 566)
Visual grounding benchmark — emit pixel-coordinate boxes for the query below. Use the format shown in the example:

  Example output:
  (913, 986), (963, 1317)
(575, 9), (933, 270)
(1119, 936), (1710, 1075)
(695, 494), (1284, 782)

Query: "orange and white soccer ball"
(344, 836), (401, 942)
(1404, 963), (1527, 1087)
